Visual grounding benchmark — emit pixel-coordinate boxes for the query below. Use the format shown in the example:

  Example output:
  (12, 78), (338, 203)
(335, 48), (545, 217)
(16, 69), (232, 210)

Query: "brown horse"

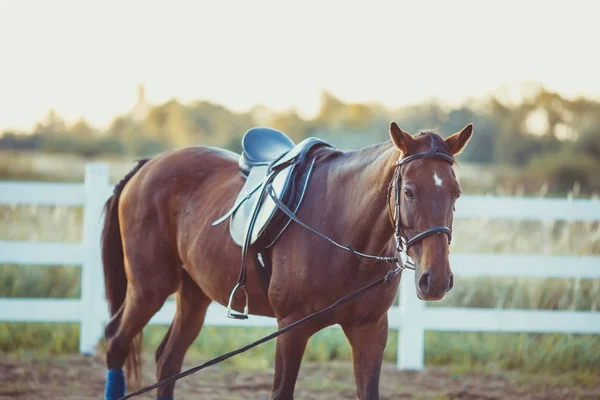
(101, 122), (473, 400)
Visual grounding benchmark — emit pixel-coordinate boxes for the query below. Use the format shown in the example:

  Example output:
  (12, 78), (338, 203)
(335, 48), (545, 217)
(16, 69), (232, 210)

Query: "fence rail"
(1, 162), (599, 370)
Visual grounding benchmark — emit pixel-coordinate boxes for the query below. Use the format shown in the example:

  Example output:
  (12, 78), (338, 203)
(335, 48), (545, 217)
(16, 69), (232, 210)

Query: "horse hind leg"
(155, 270), (211, 400)
(104, 254), (179, 400)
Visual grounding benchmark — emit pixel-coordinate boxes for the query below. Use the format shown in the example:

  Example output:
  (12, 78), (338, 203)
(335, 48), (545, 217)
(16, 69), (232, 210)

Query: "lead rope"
(266, 185), (399, 264)
(118, 265), (403, 400)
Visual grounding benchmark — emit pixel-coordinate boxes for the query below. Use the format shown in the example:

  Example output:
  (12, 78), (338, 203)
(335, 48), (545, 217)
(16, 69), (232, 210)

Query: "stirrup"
(226, 283), (249, 320)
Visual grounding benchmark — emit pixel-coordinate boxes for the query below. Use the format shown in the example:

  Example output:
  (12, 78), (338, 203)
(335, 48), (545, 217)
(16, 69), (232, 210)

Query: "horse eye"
(404, 189), (415, 199)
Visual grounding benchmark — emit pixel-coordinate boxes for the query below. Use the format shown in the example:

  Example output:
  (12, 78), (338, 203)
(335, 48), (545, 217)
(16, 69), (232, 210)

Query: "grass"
(0, 322), (79, 354)
(0, 169), (599, 374)
(0, 265), (80, 298)
(0, 149), (137, 183)
(2, 322), (599, 375)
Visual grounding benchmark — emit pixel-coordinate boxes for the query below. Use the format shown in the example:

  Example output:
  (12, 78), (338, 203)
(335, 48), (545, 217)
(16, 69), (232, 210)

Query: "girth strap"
(252, 248), (272, 296)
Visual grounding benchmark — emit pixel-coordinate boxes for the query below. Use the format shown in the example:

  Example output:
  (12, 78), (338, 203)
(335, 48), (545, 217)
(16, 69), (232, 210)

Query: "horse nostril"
(447, 274), (454, 291)
(418, 272), (431, 294)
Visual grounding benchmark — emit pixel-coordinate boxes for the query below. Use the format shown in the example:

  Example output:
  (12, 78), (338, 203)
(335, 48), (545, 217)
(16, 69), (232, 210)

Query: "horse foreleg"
(341, 315), (389, 400)
(155, 271), (211, 400)
(271, 318), (317, 400)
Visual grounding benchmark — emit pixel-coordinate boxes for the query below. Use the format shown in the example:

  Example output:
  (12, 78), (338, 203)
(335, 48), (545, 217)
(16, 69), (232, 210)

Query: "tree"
(33, 109), (67, 136)
(68, 119), (96, 137)
(268, 110), (309, 143)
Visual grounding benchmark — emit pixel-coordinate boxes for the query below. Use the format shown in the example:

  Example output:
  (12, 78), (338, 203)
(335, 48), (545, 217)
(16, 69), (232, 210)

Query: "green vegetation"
(2, 84), (600, 195)
(1, 86), (599, 374)
(0, 322), (79, 355)
(1, 193), (599, 374)
(2, 323), (598, 374)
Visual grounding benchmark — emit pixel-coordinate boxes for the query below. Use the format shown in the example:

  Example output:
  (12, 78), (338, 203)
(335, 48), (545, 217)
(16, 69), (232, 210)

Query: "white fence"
(1, 162), (600, 370)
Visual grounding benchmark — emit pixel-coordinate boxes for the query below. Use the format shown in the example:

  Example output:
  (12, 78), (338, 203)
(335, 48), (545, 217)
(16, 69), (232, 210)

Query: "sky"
(1, 0), (599, 131)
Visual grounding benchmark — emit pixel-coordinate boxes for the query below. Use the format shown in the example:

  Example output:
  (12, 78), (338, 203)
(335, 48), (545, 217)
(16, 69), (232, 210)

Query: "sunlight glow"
(1, 0), (599, 130)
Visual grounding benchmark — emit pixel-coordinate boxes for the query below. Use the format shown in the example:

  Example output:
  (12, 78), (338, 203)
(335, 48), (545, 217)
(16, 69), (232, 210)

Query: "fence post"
(397, 271), (425, 370)
(80, 163), (110, 355)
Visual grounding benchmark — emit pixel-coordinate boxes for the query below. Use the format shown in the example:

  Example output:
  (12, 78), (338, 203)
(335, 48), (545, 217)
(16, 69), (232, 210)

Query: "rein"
(117, 148), (455, 400)
(267, 186), (401, 265)
(269, 149), (455, 271)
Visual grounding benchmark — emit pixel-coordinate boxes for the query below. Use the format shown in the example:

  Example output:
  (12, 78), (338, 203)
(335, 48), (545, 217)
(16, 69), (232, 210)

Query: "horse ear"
(389, 122), (415, 155)
(445, 123), (473, 155)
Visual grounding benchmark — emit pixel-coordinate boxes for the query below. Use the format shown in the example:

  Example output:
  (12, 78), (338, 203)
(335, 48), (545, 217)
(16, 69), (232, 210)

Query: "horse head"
(389, 122), (473, 300)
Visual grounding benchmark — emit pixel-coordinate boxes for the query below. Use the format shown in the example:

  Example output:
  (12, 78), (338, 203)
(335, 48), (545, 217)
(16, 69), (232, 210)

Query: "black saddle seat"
(238, 127), (295, 174)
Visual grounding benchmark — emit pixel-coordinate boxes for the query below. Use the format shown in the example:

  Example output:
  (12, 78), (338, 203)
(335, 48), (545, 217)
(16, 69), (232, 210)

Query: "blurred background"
(1, 1), (599, 399)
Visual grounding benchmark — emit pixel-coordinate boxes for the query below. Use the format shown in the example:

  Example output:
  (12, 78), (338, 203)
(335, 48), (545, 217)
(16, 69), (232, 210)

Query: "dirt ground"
(1, 354), (598, 400)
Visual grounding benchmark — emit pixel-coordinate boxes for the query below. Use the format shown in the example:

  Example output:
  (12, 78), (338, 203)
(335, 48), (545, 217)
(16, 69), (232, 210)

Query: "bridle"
(264, 146), (456, 273)
(387, 150), (455, 270)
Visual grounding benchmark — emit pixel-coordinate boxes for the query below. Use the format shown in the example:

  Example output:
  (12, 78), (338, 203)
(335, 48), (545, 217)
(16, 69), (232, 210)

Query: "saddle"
(237, 127), (295, 173)
(212, 127), (332, 319)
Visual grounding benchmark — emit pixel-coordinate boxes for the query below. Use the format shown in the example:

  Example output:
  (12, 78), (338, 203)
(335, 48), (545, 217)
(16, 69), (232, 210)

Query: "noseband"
(388, 151), (455, 267)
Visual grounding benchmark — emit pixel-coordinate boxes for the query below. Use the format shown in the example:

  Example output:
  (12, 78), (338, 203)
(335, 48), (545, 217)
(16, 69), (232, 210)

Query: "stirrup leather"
(223, 167), (279, 319)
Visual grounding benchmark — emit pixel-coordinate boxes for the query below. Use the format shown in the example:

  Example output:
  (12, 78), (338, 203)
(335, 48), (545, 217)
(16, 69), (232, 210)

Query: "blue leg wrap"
(104, 369), (126, 400)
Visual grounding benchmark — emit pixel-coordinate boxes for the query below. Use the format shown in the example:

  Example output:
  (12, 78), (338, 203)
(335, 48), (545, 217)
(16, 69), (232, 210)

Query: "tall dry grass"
(0, 179), (599, 372)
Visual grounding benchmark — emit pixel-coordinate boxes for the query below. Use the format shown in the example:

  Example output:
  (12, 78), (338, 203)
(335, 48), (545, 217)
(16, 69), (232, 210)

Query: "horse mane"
(327, 129), (456, 167)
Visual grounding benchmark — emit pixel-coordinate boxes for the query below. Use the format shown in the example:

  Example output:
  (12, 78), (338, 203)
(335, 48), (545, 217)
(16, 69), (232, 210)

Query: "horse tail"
(101, 158), (150, 383)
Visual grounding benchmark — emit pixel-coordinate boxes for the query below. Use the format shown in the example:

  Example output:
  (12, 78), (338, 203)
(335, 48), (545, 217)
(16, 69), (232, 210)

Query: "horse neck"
(326, 142), (399, 258)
